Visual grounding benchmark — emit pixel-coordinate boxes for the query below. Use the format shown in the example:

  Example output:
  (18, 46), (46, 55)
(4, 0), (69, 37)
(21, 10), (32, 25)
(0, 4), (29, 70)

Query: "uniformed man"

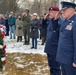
(44, 7), (61, 75)
(22, 9), (30, 45)
(56, 1), (76, 75)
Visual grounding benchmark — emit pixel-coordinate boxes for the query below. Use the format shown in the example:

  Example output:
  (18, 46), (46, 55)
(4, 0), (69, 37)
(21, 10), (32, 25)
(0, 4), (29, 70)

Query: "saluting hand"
(44, 13), (49, 20)
(55, 11), (62, 20)
(73, 63), (76, 67)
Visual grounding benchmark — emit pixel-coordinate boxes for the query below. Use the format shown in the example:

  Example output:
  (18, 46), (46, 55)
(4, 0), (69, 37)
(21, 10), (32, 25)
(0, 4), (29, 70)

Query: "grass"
(2, 53), (50, 75)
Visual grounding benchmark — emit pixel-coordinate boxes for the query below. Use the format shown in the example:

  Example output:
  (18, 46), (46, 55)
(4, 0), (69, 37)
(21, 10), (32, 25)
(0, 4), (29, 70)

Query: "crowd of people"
(0, 1), (76, 75)
(0, 9), (48, 49)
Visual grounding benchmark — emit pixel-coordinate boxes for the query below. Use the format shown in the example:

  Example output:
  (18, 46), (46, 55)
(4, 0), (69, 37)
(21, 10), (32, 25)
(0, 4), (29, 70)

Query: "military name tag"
(65, 25), (72, 30)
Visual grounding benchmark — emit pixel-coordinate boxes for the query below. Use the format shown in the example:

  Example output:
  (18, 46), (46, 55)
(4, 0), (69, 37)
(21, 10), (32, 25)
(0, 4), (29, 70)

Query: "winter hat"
(49, 6), (59, 11)
(32, 13), (38, 16)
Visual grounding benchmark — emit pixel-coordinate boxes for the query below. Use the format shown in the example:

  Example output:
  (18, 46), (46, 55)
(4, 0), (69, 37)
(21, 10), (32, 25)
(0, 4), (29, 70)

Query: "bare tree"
(8, 0), (18, 12)
(0, 0), (8, 14)
(40, 0), (59, 15)
(31, 0), (41, 15)
(0, 0), (18, 14)
(18, 0), (32, 10)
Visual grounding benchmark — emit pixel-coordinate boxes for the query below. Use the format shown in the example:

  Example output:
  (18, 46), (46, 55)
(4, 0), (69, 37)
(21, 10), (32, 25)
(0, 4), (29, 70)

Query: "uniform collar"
(67, 14), (75, 22)
(60, 14), (75, 32)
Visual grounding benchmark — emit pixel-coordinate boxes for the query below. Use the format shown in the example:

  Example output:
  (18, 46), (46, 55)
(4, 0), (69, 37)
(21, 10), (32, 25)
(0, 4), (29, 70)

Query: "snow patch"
(4, 36), (46, 55)
(15, 62), (24, 69)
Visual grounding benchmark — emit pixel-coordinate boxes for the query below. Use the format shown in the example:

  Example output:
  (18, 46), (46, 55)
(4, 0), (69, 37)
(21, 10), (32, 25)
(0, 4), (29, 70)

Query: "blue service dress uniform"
(56, 14), (76, 75)
(44, 18), (61, 75)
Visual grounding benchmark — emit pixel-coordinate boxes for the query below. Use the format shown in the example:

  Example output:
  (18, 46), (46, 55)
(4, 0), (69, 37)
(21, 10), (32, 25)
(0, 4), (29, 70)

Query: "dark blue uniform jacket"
(56, 14), (76, 65)
(44, 18), (60, 55)
(42, 19), (48, 29)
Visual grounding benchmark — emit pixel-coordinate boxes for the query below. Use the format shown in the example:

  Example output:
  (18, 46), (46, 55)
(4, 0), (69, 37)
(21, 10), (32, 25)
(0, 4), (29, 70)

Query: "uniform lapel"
(60, 14), (75, 32)
(47, 19), (53, 31)
(60, 20), (69, 32)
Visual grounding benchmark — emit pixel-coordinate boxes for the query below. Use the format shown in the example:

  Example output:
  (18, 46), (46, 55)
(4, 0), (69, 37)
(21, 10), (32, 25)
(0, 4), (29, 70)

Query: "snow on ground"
(0, 36), (49, 75)
(4, 36), (46, 55)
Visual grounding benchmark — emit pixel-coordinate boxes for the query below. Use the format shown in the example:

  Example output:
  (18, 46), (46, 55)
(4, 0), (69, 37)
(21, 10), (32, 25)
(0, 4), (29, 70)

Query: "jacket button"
(53, 31), (56, 32)
(60, 32), (62, 34)
(59, 38), (61, 40)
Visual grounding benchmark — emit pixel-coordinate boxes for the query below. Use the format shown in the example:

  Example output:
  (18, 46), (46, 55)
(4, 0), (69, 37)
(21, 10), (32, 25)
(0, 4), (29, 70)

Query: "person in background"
(16, 14), (23, 42)
(22, 9), (30, 45)
(30, 13), (39, 49)
(8, 11), (16, 39)
(4, 16), (9, 36)
(39, 15), (44, 40)
(0, 14), (5, 25)
(44, 7), (61, 75)
(0, 14), (6, 34)
(41, 13), (48, 45)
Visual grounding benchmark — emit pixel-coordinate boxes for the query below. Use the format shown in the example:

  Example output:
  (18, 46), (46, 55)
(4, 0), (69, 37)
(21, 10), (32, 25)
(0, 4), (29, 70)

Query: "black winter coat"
(30, 19), (39, 38)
